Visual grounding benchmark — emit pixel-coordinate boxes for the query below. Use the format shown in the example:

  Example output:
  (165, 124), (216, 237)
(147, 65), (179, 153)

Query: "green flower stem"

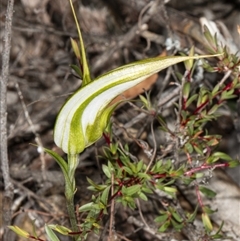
(65, 154), (79, 239)
(68, 154), (79, 187)
(66, 194), (78, 239)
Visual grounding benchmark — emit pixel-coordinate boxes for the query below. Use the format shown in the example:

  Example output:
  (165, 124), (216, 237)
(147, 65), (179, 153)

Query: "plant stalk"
(66, 154), (80, 240)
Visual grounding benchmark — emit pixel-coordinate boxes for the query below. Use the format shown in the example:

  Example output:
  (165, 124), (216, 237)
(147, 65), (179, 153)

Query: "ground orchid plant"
(9, 0), (240, 241)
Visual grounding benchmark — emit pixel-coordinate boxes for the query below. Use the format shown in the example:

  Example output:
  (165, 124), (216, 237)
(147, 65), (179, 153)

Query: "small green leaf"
(9, 226), (29, 238)
(171, 211), (183, 223)
(185, 94), (198, 108)
(70, 38), (81, 60)
(212, 152), (233, 161)
(141, 186), (153, 194)
(158, 220), (170, 232)
(70, 64), (82, 78)
(184, 46), (195, 71)
(207, 104), (220, 115)
(154, 214), (168, 223)
(137, 160), (144, 173)
(87, 177), (107, 191)
(202, 213), (213, 231)
(100, 186), (111, 206)
(139, 191), (148, 201)
(102, 164), (111, 178)
(127, 162), (137, 174)
(138, 172), (151, 179)
(228, 160), (240, 167)
(212, 84), (220, 95)
(79, 202), (94, 212)
(199, 186), (217, 198)
(109, 143), (118, 155)
(139, 95), (149, 108)
(40, 147), (68, 173)
(187, 204), (199, 223)
(163, 186), (177, 193)
(185, 142), (194, 153)
(206, 136), (220, 146)
(40, 147), (74, 196)
(163, 186), (177, 197)
(123, 184), (141, 196)
(183, 82), (191, 100)
(123, 166), (133, 175)
(45, 224), (61, 241)
(211, 234), (224, 239)
(170, 218), (184, 230)
(214, 221), (224, 236)
(203, 206), (217, 214)
(48, 225), (72, 236)
(193, 144), (203, 155)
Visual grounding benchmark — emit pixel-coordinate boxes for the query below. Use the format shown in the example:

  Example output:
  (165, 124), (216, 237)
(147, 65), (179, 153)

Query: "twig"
(127, 216), (168, 240)
(136, 199), (150, 229)
(14, 81), (47, 179)
(108, 173), (115, 241)
(217, 69), (232, 87)
(0, 0), (15, 240)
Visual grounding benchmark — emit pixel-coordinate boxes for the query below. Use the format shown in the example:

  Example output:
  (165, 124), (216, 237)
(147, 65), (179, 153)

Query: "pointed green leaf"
(102, 164), (111, 178)
(228, 160), (240, 167)
(203, 206), (217, 214)
(163, 186), (177, 193)
(139, 192), (148, 201)
(100, 186), (111, 206)
(154, 214), (168, 223)
(202, 213), (213, 231)
(171, 211), (183, 223)
(185, 93), (198, 108)
(184, 46), (195, 71)
(9, 226), (29, 238)
(212, 152), (233, 161)
(70, 64), (82, 79)
(199, 186), (217, 198)
(39, 146), (75, 197)
(123, 184), (141, 196)
(158, 220), (170, 232)
(69, 0), (91, 85)
(187, 204), (199, 223)
(45, 224), (61, 241)
(137, 160), (144, 172)
(170, 218), (184, 230)
(48, 225), (72, 236)
(183, 82), (191, 100)
(70, 38), (81, 60)
(79, 202), (94, 212)
(87, 177), (107, 191)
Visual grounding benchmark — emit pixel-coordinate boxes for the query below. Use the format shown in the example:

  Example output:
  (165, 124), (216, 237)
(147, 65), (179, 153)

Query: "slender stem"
(65, 154), (80, 240)
(184, 163), (229, 176)
(66, 194), (78, 234)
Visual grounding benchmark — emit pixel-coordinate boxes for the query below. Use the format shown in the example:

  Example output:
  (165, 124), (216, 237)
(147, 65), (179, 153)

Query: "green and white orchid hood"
(54, 54), (216, 155)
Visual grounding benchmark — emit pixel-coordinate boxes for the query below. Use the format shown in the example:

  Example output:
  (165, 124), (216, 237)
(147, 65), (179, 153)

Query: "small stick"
(108, 173), (115, 241)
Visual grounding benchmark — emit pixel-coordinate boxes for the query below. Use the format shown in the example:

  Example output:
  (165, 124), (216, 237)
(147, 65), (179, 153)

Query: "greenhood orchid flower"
(54, 54), (218, 155)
